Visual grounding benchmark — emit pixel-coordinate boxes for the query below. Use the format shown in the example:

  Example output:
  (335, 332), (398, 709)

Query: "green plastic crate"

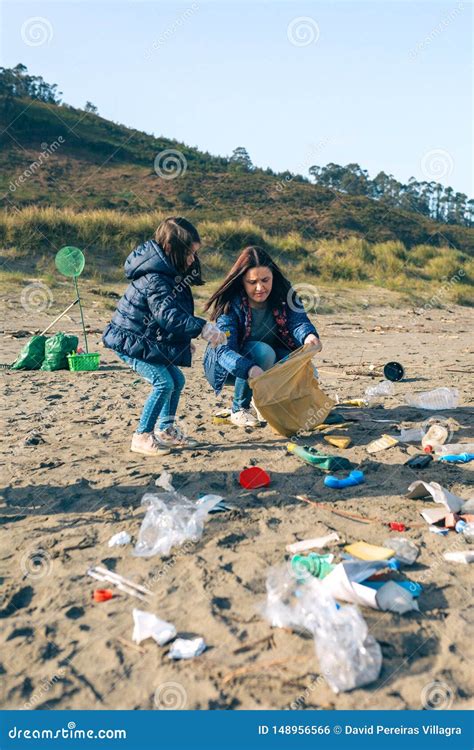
(67, 352), (100, 372)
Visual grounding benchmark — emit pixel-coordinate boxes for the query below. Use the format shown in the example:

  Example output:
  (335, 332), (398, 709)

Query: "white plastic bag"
(133, 473), (217, 558)
(261, 566), (382, 693)
(132, 609), (176, 646)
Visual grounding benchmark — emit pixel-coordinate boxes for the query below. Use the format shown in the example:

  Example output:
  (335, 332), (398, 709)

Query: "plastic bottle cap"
(423, 445), (433, 454)
(93, 589), (114, 602)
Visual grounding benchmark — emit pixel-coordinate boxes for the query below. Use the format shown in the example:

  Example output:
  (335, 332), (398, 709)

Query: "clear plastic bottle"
(365, 380), (395, 400)
(399, 427), (425, 443)
(462, 523), (474, 544)
(434, 442), (474, 456)
(405, 387), (459, 410)
(421, 423), (449, 453)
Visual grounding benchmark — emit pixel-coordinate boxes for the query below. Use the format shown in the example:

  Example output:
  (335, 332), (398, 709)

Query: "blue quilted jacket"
(102, 240), (206, 366)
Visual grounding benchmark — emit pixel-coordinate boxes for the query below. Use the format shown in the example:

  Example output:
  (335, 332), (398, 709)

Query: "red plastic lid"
(389, 522), (406, 532)
(239, 466), (271, 489)
(423, 445), (433, 454)
(93, 588), (113, 602)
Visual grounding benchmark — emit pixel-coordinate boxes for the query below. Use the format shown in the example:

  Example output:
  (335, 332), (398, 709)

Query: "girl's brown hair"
(204, 245), (291, 320)
(155, 217), (203, 280)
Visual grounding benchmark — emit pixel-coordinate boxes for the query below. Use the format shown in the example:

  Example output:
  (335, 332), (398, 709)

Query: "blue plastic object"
(324, 469), (365, 489)
(455, 520), (467, 533)
(438, 453), (474, 464)
(386, 557), (401, 571)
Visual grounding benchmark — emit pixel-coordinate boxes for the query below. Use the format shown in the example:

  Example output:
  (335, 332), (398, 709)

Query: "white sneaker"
(230, 409), (260, 427)
(131, 432), (172, 456)
(250, 398), (266, 423)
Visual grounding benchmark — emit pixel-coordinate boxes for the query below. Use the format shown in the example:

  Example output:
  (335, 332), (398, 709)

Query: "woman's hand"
(190, 342), (196, 354)
(304, 334), (322, 352)
(248, 365), (264, 379)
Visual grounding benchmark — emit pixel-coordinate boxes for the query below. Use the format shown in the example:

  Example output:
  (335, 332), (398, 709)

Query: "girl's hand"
(201, 321), (227, 347)
(304, 334), (322, 352)
(248, 365), (264, 379)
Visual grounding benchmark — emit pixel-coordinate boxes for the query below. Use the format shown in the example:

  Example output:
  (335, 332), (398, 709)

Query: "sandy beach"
(1, 287), (473, 711)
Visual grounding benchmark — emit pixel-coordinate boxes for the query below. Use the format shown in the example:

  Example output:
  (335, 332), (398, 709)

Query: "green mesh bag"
(12, 335), (47, 370)
(41, 332), (79, 371)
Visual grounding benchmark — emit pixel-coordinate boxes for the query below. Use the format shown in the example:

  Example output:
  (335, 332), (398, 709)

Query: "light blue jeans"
(119, 354), (185, 433)
(232, 341), (283, 412)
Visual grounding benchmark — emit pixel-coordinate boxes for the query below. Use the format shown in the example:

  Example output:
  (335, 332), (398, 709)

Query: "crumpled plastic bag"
(12, 335), (46, 370)
(132, 609), (176, 645)
(168, 637), (206, 660)
(133, 473), (220, 558)
(261, 565), (382, 693)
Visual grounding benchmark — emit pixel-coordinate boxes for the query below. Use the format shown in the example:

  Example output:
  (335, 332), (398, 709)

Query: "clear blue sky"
(1, 0), (472, 195)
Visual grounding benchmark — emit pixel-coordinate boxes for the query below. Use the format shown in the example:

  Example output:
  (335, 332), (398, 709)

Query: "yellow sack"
(249, 346), (335, 437)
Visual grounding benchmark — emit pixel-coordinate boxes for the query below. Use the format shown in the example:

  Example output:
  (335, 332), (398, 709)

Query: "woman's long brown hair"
(204, 246), (292, 320)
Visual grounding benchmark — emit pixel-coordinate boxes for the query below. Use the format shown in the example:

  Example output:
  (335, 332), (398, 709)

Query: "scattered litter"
(383, 537), (419, 565)
(388, 522), (406, 532)
(462, 523), (474, 544)
(365, 380), (394, 401)
(438, 453), (474, 464)
(405, 454), (433, 469)
(239, 466), (271, 489)
(340, 399), (368, 407)
(429, 526), (449, 536)
(262, 567), (382, 693)
(455, 520), (467, 533)
(286, 533), (340, 554)
(364, 579), (423, 598)
(134, 473), (217, 557)
(445, 513), (461, 529)
(87, 566), (152, 600)
(407, 481), (464, 513)
(108, 531), (131, 548)
(324, 435), (352, 449)
(422, 507), (449, 525)
(383, 361), (404, 381)
(344, 541), (394, 561)
(212, 409), (232, 425)
(324, 470), (365, 489)
(399, 427), (425, 443)
(287, 443), (352, 471)
(443, 551), (474, 564)
(374, 580), (419, 614)
(291, 553), (334, 580)
(196, 495), (234, 513)
(405, 387), (459, 410)
(434, 442), (474, 456)
(168, 637), (206, 660)
(421, 423), (449, 453)
(93, 589), (113, 602)
(132, 609), (176, 646)
(366, 434), (399, 453)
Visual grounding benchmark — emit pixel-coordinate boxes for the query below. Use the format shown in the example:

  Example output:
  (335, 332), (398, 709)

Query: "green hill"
(1, 94), (473, 253)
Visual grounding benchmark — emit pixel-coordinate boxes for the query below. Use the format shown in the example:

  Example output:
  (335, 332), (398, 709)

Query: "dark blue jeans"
(232, 341), (287, 412)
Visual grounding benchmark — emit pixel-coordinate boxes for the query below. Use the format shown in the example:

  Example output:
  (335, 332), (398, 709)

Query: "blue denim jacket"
(203, 293), (317, 393)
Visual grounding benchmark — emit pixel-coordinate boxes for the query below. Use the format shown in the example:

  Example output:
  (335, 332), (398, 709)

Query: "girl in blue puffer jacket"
(103, 217), (224, 456)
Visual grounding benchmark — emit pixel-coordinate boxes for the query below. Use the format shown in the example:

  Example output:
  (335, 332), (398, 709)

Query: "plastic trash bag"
(133, 473), (218, 558)
(249, 346), (336, 437)
(261, 566), (382, 693)
(168, 637), (206, 660)
(41, 332), (79, 371)
(132, 609), (176, 645)
(11, 335), (46, 370)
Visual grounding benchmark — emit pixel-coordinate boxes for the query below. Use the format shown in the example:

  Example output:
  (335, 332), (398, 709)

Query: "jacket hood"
(124, 240), (175, 281)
